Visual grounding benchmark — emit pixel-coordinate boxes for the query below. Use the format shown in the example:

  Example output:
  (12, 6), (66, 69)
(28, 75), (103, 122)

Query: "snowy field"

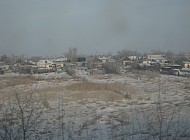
(0, 71), (190, 140)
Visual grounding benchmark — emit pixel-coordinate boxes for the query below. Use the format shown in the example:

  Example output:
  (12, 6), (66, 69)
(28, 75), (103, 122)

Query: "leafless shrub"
(65, 68), (76, 77)
(124, 92), (132, 99)
(41, 97), (50, 109)
(137, 84), (190, 140)
(64, 47), (77, 62)
(103, 81), (190, 140)
(103, 62), (120, 74)
(0, 89), (44, 140)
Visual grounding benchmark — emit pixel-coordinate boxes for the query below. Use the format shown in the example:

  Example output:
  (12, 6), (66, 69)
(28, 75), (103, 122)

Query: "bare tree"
(57, 92), (65, 140)
(0, 89), (44, 140)
(139, 82), (190, 140)
(165, 50), (175, 63)
(107, 81), (190, 140)
(118, 49), (138, 59)
(0, 96), (16, 140)
(150, 49), (165, 55)
(65, 48), (78, 62)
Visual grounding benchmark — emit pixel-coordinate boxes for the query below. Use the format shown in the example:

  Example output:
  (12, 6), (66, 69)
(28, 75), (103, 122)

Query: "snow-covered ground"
(0, 72), (190, 139)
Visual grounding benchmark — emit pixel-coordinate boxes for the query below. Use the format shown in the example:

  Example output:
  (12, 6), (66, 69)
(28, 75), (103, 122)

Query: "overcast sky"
(0, 0), (190, 56)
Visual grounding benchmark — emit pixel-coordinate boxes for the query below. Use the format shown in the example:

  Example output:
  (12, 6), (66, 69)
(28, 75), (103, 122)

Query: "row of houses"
(87, 54), (190, 76)
(0, 54), (190, 76)
(105, 54), (189, 68)
(0, 55), (87, 74)
(21, 57), (190, 75)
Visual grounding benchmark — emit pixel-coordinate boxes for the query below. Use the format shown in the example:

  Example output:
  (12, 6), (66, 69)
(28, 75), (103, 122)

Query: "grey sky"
(0, 0), (190, 56)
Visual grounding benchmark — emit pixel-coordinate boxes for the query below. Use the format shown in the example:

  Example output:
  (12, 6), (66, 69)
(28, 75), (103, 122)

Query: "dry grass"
(166, 77), (183, 83)
(35, 87), (64, 102)
(185, 84), (190, 90)
(7, 78), (36, 86)
(64, 90), (124, 101)
(131, 71), (144, 79)
(0, 77), (37, 90)
(146, 71), (160, 79)
(63, 82), (138, 101)
(0, 77), (138, 103)
(33, 82), (138, 102)
(36, 86), (65, 94)
(117, 112), (129, 123)
(132, 70), (160, 80)
(66, 82), (132, 92)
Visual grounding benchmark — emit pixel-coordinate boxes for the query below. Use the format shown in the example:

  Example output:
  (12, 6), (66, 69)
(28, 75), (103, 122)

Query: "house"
(87, 56), (104, 69)
(54, 56), (67, 62)
(37, 59), (53, 69)
(147, 55), (168, 63)
(52, 56), (68, 70)
(52, 62), (64, 70)
(142, 59), (152, 65)
(92, 57), (103, 68)
(15, 60), (38, 74)
(108, 58), (116, 63)
(139, 57), (160, 70)
(64, 63), (76, 69)
(160, 64), (183, 76)
(26, 60), (36, 65)
(128, 55), (139, 61)
(142, 55), (169, 68)
(118, 56), (132, 67)
(182, 61), (190, 69)
(37, 59), (55, 73)
(76, 56), (87, 67)
(0, 65), (13, 73)
(77, 56), (86, 62)
(175, 57), (188, 65)
(0, 61), (5, 67)
(138, 63), (159, 71)
(97, 56), (110, 63)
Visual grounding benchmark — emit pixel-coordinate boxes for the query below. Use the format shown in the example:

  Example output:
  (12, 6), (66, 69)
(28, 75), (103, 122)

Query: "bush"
(65, 68), (76, 77)
(103, 62), (119, 74)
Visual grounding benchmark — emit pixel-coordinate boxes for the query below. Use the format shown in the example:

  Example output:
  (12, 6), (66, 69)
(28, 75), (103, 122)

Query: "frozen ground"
(0, 71), (190, 139)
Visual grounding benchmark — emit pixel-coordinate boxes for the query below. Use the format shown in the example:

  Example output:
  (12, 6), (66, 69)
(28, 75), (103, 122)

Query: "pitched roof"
(118, 56), (131, 62)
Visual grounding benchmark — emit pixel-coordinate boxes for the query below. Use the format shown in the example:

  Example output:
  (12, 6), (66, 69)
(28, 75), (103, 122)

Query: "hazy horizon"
(0, 0), (190, 57)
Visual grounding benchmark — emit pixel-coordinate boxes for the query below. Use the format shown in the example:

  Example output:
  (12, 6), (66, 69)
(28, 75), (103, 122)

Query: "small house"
(182, 61), (190, 69)
(37, 59), (53, 69)
(76, 56), (87, 67)
(87, 56), (104, 69)
(128, 56), (138, 61)
(118, 56), (132, 67)
(147, 55), (168, 63)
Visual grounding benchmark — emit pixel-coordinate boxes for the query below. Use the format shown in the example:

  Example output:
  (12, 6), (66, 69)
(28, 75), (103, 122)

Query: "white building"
(147, 55), (168, 63)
